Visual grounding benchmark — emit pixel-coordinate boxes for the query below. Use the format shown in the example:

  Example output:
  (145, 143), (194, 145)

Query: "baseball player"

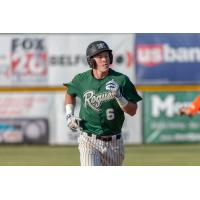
(63, 41), (142, 166)
(179, 95), (200, 117)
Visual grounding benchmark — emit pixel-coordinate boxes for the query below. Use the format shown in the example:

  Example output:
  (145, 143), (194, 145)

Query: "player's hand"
(106, 79), (121, 98)
(178, 107), (193, 117)
(178, 107), (187, 115)
(66, 114), (81, 131)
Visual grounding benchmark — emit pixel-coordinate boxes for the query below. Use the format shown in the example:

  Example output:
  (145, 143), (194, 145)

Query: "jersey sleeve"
(121, 76), (142, 103)
(187, 95), (200, 115)
(63, 75), (80, 97)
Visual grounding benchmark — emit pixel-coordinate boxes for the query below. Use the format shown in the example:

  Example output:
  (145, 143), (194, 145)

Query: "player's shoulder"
(63, 70), (91, 87)
(74, 69), (92, 81)
(109, 68), (129, 80)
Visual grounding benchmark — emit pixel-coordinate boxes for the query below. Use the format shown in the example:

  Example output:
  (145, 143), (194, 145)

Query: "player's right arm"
(65, 92), (75, 119)
(63, 75), (81, 131)
(179, 95), (200, 117)
(65, 93), (75, 105)
(64, 93), (81, 131)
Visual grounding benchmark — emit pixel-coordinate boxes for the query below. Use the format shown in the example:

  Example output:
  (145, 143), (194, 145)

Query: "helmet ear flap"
(87, 55), (97, 68)
(89, 58), (96, 68)
(109, 52), (113, 64)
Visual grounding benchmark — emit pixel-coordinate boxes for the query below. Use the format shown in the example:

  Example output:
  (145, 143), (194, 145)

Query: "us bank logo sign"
(137, 44), (200, 67)
(10, 38), (48, 84)
(135, 33), (200, 84)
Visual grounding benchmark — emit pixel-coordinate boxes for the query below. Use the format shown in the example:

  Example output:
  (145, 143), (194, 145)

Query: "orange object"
(188, 96), (200, 115)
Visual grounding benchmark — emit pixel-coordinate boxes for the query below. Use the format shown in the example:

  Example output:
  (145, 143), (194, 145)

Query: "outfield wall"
(0, 34), (142, 145)
(136, 34), (200, 144)
(0, 89), (143, 145)
(1, 33), (200, 145)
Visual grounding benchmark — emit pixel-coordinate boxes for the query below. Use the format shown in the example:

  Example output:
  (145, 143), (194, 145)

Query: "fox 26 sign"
(10, 38), (48, 84)
(135, 33), (200, 84)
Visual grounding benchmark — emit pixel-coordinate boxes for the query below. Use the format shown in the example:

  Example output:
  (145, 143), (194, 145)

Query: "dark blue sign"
(135, 33), (200, 84)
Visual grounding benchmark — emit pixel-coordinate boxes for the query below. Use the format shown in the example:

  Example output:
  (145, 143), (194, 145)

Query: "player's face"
(93, 51), (110, 72)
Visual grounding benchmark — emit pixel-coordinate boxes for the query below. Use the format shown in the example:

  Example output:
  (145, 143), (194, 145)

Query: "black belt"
(86, 133), (121, 142)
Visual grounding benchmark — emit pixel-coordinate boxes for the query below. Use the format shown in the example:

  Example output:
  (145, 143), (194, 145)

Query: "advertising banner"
(0, 34), (48, 86)
(0, 90), (143, 145)
(143, 91), (200, 144)
(135, 33), (200, 84)
(0, 34), (135, 86)
(0, 118), (48, 144)
(48, 34), (135, 84)
(0, 93), (53, 144)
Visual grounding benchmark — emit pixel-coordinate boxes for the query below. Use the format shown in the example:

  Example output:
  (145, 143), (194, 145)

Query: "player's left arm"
(106, 78), (142, 116)
(120, 101), (138, 116)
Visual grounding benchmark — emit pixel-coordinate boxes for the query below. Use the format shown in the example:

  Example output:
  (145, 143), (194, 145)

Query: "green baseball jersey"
(64, 68), (142, 136)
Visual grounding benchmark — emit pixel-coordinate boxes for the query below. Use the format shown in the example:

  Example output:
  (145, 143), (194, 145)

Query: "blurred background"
(1, 33), (200, 165)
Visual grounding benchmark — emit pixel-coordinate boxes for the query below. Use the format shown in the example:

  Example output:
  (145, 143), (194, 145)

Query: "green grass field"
(1, 144), (200, 166)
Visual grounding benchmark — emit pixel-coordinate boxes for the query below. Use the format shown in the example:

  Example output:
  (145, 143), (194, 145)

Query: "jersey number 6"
(106, 108), (115, 120)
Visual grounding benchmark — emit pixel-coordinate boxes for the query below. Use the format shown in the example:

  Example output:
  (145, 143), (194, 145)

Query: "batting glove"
(66, 114), (81, 131)
(106, 79), (128, 108)
(106, 79), (122, 98)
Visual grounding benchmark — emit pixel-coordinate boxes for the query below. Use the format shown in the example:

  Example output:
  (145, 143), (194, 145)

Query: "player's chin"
(102, 65), (109, 71)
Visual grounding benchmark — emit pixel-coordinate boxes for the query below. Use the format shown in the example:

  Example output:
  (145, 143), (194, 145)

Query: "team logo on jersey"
(83, 90), (114, 111)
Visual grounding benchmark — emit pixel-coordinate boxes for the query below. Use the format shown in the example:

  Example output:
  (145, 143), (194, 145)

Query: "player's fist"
(106, 79), (121, 98)
(66, 114), (81, 131)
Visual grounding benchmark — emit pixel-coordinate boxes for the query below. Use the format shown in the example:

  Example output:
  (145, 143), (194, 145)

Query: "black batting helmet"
(86, 41), (113, 68)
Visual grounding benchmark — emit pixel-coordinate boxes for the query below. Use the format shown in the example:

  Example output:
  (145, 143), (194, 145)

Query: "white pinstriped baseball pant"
(78, 132), (124, 166)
